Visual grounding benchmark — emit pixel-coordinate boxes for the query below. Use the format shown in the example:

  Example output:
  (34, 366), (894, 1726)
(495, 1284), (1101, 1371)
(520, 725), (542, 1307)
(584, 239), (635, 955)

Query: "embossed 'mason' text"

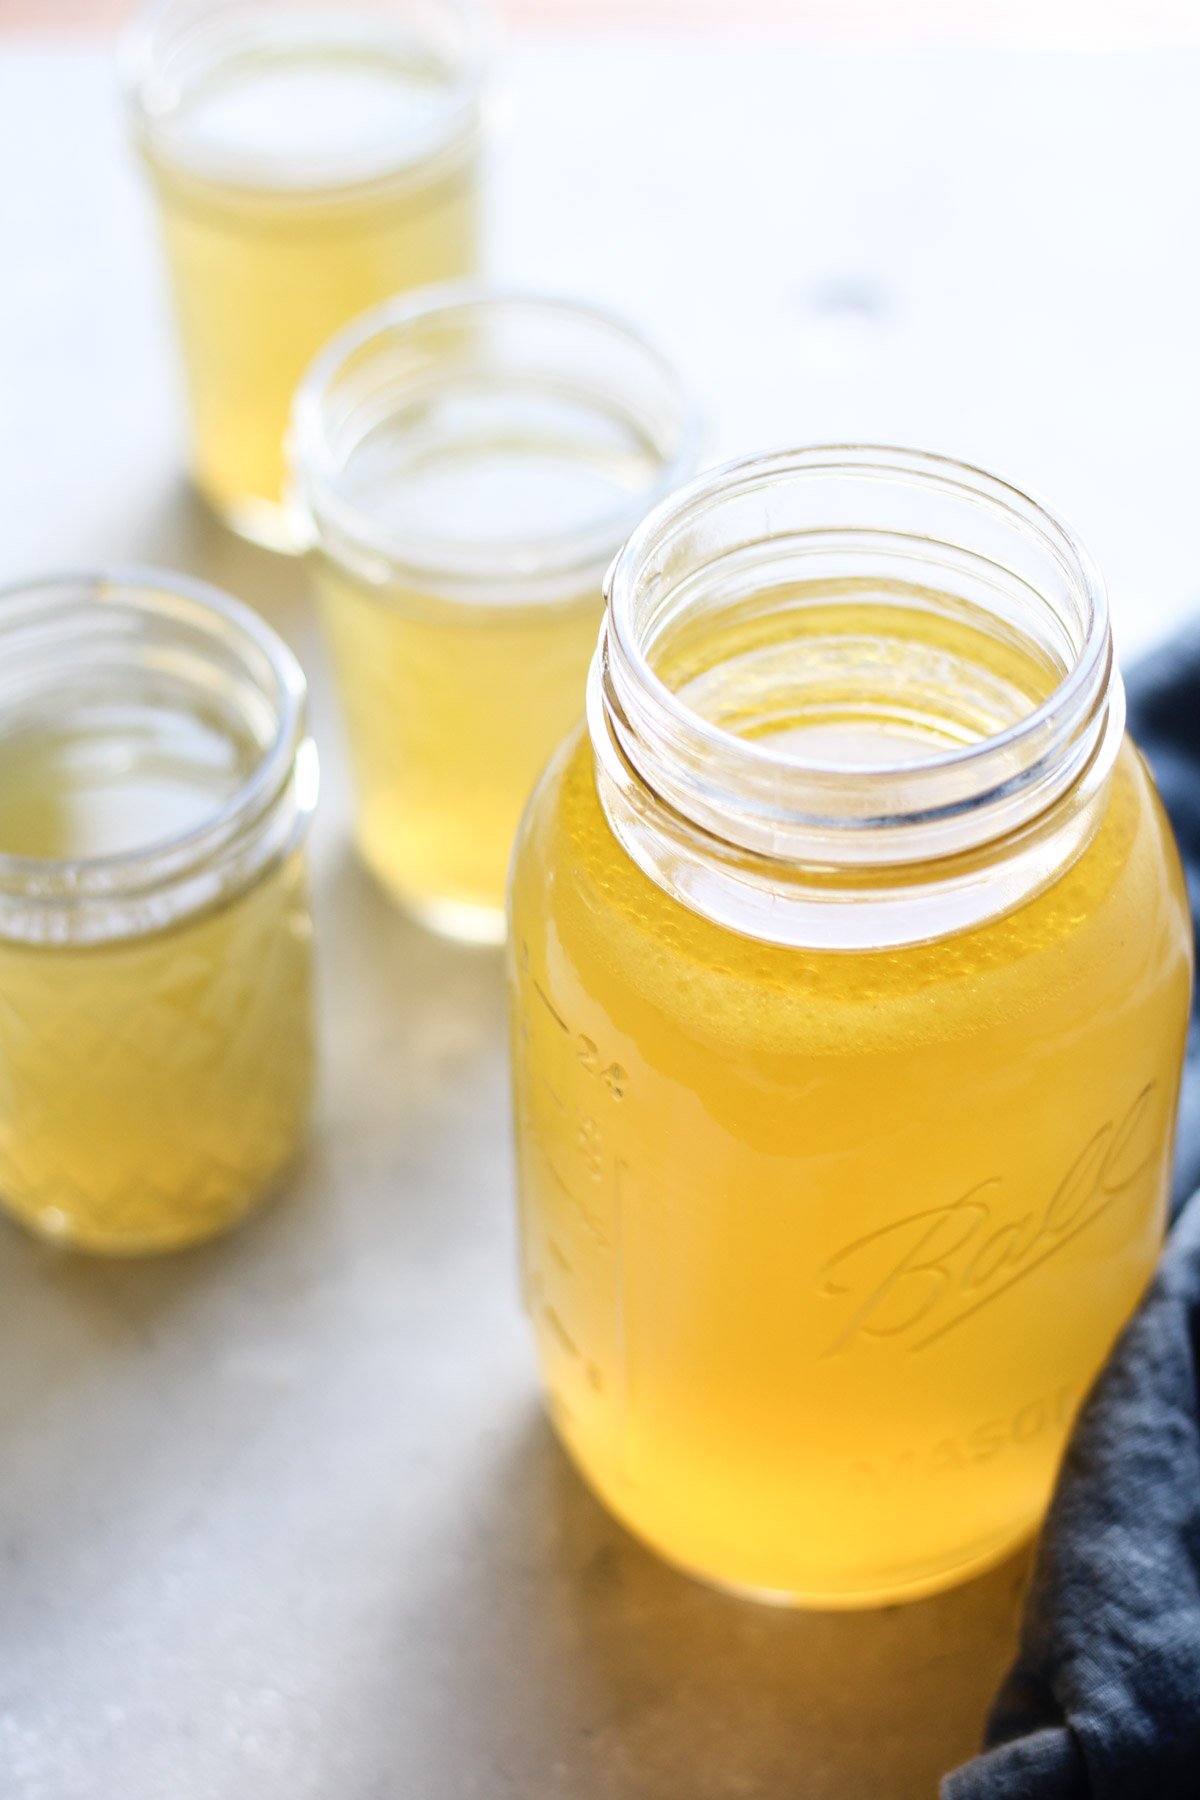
(850, 1384), (1079, 1496)
(820, 1085), (1161, 1355)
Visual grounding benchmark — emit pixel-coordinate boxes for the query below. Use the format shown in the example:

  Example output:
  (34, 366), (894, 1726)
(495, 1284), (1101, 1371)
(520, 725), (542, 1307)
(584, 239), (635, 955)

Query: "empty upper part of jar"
(0, 570), (316, 945)
(289, 285), (703, 604)
(591, 445), (1125, 948)
(121, 0), (489, 193)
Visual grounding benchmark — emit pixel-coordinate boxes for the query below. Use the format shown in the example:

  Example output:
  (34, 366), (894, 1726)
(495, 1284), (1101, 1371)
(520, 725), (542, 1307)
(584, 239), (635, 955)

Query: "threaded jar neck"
(590, 446), (1124, 949)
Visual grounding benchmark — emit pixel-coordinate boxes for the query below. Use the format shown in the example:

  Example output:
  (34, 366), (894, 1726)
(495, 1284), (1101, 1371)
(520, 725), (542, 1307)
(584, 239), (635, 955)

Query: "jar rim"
(288, 283), (704, 604)
(591, 445), (1125, 947)
(120, 0), (490, 194)
(607, 444), (1109, 782)
(0, 569), (314, 937)
(601, 443), (1115, 827)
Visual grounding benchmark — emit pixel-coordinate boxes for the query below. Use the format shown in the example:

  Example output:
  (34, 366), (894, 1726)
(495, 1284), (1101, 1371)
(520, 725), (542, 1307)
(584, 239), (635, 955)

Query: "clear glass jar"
(508, 446), (1193, 1607)
(0, 571), (318, 1255)
(121, 0), (487, 550)
(290, 285), (700, 944)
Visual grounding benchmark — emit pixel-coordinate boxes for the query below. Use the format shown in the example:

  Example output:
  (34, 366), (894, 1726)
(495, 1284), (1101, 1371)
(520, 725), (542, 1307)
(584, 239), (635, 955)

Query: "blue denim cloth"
(942, 636), (1200, 1799)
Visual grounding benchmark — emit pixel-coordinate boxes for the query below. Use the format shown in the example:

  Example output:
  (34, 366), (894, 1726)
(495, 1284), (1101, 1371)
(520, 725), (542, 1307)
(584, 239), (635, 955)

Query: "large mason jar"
(507, 446), (1193, 1607)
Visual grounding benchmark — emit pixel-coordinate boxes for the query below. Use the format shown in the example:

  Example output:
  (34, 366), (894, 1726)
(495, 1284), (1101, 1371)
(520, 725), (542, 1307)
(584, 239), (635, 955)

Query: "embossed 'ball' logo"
(818, 1084), (1162, 1356)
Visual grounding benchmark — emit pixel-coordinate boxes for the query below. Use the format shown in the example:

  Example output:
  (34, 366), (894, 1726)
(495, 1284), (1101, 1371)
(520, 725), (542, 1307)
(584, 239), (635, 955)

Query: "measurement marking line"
(615, 1155), (635, 1483)
(538, 1075), (567, 1113)
(542, 1154), (611, 1247)
(532, 979), (569, 1034)
(543, 1303), (581, 1360)
(549, 1237), (573, 1273)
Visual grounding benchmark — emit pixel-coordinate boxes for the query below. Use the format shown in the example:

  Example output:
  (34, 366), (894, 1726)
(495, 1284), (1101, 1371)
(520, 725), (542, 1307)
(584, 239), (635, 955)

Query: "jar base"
(203, 486), (303, 556)
(364, 864), (507, 946)
(403, 893), (507, 945)
(676, 1523), (1038, 1611)
(0, 1175), (287, 1258)
(548, 1411), (1040, 1611)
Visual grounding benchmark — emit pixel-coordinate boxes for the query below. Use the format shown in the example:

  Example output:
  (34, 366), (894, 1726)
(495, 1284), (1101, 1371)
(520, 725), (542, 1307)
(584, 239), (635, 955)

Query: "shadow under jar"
(121, 0), (487, 551)
(0, 572), (318, 1256)
(290, 286), (700, 944)
(507, 446), (1194, 1607)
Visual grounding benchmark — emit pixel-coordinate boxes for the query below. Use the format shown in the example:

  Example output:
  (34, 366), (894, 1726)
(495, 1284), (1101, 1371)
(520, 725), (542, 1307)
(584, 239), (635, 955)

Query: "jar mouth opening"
(288, 284), (703, 605)
(120, 0), (489, 194)
(0, 571), (311, 909)
(600, 444), (1118, 848)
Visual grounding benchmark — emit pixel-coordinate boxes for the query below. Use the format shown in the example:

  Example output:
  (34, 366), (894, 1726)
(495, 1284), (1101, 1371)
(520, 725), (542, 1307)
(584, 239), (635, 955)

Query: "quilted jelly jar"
(291, 287), (698, 943)
(0, 571), (318, 1255)
(508, 447), (1193, 1607)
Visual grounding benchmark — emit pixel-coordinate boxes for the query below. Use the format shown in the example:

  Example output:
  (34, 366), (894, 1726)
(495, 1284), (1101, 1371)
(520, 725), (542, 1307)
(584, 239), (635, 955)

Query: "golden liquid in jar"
(508, 589), (1193, 1605)
(312, 436), (664, 941)
(0, 709), (313, 1255)
(314, 563), (603, 941)
(145, 45), (478, 547)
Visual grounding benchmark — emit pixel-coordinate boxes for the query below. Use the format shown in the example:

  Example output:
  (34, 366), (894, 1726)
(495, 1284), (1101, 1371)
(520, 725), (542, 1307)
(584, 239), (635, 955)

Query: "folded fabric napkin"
(943, 633), (1200, 1799)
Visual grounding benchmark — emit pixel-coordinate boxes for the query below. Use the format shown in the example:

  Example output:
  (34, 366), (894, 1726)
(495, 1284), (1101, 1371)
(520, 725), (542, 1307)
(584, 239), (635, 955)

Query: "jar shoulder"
(509, 729), (1192, 1059)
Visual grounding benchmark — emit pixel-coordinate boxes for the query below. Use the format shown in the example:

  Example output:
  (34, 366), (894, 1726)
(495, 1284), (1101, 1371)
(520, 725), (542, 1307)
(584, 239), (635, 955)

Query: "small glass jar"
(121, 0), (487, 550)
(508, 446), (1193, 1607)
(0, 571), (318, 1255)
(290, 285), (700, 944)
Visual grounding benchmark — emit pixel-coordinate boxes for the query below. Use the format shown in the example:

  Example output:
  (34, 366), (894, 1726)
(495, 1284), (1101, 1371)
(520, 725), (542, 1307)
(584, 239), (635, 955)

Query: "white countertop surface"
(1, 34), (1197, 1800)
